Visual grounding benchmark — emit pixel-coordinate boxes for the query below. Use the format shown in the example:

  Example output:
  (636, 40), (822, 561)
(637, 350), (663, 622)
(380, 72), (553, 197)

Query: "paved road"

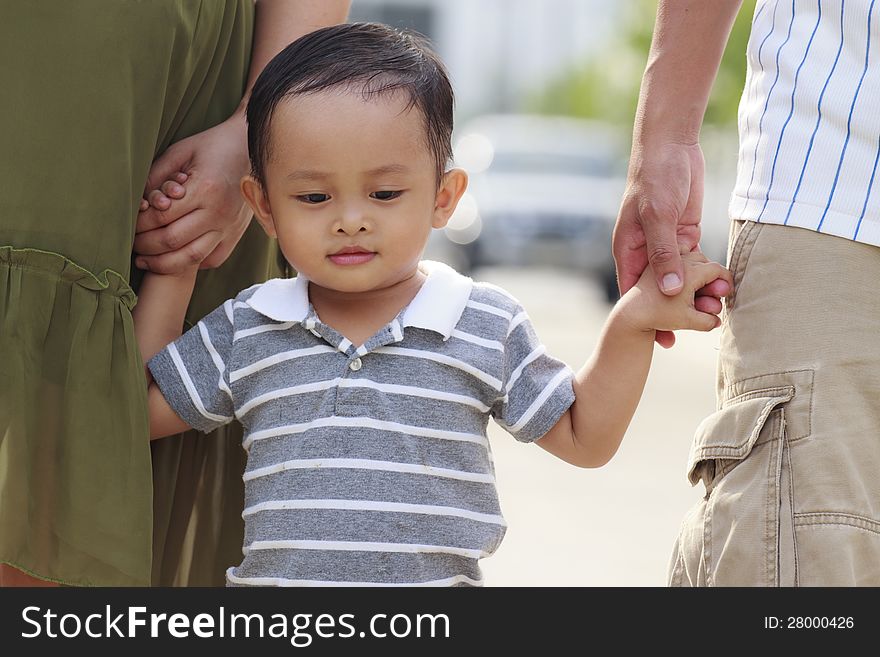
(473, 266), (721, 586)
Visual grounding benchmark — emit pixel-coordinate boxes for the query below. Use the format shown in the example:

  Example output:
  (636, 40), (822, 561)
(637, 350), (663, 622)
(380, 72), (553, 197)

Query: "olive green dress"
(0, 0), (284, 586)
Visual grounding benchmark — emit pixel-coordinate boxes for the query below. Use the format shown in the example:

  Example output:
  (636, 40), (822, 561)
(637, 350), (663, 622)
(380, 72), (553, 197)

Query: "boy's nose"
(336, 205), (370, 235)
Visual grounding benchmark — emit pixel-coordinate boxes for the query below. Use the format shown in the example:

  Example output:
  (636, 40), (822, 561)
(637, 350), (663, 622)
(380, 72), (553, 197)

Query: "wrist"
(150, 265), (199, 287)
(610, 291), (657, 340)
(634, 105), (704, 149)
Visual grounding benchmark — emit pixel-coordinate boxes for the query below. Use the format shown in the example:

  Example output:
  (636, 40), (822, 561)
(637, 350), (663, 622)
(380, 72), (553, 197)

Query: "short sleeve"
(147, 299), (236, 434)
(491, 306), (575, 443)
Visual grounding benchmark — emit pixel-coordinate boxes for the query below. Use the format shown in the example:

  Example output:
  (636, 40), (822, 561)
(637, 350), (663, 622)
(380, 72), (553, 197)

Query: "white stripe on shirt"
(242, 457), (495, 484)
(167, 343), (232, 423)
(466, 300), (513, 321)
(242, 498), (506, 525)
(378, 346), (502, 390)
(243, 540), (491, 560)
(229, 345), (337, 383)
(243, 416), (489, 451)
(509, 368), (572, 434)
(225, 569), (483, 587)
(234, 321), (297, 341)
(198, 321), (232, 400)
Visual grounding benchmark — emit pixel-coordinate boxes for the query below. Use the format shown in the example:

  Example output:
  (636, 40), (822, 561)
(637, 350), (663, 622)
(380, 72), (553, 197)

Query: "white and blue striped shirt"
(733, 0), (880, 245)
(148, 261), (575, 586)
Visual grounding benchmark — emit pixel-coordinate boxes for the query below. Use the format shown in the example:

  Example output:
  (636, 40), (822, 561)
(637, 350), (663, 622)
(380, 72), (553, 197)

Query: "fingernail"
(136, 259), (147, 270)
(661, 273), (682, 292)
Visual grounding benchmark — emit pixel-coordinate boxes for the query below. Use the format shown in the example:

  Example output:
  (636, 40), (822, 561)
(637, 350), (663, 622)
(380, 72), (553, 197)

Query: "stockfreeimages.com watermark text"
(21, 605), (450, 646)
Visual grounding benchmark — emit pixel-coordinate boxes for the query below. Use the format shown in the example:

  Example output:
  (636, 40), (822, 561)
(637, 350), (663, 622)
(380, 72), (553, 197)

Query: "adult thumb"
(644, 222), (684, 295)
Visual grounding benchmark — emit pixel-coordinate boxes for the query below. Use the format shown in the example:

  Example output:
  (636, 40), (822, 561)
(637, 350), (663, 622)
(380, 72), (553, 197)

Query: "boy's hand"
(138, 171), (188, 213)
(616, 251), (733, 335)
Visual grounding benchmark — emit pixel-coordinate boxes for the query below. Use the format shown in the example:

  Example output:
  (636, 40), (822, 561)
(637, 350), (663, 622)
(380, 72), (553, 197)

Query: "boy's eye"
(370, 190), (402, 201)
(298, 193), (330, 204)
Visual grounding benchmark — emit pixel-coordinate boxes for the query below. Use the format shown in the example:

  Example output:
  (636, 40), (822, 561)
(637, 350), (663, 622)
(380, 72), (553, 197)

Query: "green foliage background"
(529, 0), (758, 127)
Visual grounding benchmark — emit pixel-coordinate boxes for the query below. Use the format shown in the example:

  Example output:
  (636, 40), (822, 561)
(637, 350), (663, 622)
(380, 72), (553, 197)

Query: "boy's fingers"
(147, 189), (171, 211)
(691, 261), (733, 291)
(689, 309), (721, 332)
(160, 180), (186, 199)
(173, 172), (189, 184)
(680, 248), (709, 263)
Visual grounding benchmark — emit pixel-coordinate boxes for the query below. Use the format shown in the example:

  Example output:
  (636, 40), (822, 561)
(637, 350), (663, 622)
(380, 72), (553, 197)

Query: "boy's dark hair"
(246, 22), (454, 184)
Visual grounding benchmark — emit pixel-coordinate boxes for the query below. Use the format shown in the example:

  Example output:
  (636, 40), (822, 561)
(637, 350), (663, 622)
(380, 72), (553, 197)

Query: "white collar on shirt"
(245, 260), (473, 340)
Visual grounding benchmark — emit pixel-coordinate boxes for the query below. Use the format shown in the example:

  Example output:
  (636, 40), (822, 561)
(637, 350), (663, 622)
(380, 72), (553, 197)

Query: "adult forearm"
(634, 0), (743, 146)
(235, 0), (352, 116)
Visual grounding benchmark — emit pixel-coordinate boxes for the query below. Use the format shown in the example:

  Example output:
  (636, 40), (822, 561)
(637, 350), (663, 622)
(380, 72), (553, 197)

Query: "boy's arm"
(132, 268), (199, 440)
(537, 309), (655, 468)
(537, 254), (731, 467)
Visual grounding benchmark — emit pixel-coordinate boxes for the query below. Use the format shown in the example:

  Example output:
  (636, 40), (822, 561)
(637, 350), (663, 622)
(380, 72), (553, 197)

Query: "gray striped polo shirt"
(148, 260), (575, 586)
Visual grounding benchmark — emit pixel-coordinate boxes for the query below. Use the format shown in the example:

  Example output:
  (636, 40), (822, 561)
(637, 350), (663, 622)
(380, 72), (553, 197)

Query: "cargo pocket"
(676, 386), (797, 586)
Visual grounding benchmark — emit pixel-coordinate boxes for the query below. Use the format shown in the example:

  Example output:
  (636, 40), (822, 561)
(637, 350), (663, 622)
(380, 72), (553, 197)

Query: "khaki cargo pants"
(669, 220), (880, 586)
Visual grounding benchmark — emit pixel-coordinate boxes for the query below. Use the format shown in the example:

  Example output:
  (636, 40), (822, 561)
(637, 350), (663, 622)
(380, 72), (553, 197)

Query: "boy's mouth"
(328, 246), (376, 266)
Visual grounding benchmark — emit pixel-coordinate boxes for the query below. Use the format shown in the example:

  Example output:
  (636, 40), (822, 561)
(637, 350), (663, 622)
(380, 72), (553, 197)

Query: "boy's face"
(242, 89), (466, 296)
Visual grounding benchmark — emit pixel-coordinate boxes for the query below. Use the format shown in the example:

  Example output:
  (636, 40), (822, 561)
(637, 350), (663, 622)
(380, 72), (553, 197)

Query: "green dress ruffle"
(0, 0), (284, 586)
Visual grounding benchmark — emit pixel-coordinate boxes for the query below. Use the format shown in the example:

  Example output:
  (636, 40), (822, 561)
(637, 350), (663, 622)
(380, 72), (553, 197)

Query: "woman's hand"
(134, 116), (252, 273)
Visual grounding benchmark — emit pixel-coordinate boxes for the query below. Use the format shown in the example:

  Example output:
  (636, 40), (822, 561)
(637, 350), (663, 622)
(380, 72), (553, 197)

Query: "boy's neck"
(307, 267), (427, 347)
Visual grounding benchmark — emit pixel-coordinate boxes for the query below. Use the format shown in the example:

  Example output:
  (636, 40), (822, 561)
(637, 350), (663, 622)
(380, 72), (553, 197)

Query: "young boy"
(134, 22), (732, 586)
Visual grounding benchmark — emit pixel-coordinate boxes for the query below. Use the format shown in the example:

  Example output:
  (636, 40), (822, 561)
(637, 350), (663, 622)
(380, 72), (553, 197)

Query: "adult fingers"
(655, 329), (676, 349)
(612, 198), (648, 296)
(694, 295), (722, 315)
(134, 209), (208, 255)
(136, 194), (201, 234)
(640, 204), (685, 296)
(697, 277), (732, 299)
(134, 231), (221, 274)
(199, 214), (251, 269)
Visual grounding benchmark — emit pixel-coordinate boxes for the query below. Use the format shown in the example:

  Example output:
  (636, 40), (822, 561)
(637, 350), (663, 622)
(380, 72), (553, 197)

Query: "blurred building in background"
(350, 0), (623, 119)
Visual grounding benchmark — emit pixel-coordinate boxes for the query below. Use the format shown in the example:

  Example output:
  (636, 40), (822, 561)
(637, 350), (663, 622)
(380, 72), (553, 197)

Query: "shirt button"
(349, 357), (362, 371)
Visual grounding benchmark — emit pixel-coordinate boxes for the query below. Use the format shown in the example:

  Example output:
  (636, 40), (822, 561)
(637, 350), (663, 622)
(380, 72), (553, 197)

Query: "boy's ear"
(240, 175), (277, 238)
(432, 168), (468, 229)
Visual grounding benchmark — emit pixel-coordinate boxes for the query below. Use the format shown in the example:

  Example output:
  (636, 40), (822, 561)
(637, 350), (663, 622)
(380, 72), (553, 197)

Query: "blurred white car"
(426, 114), (627, 302)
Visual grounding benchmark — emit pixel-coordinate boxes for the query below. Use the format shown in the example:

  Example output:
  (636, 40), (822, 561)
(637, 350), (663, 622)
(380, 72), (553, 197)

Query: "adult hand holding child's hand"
(134, 117), (253, 273)
(613, 140), (731, 348)
(617, 250), (733, 337)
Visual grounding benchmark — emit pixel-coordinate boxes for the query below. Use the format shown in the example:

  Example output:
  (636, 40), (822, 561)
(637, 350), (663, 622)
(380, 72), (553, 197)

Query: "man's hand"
(613, 141), (729, 348)
(134, 117), (252, 273)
